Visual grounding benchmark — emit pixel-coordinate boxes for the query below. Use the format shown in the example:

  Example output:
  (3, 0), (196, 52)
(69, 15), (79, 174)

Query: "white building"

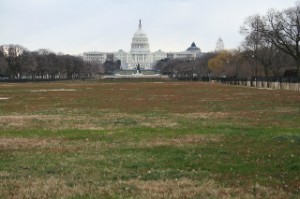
(83, 52), (107, 63)
(114, 49), (128, 66)
(215, 37), (225, 52)
(1, 45), (24, 57)
(83, 20), (202, 70)
(128, 20), (151, 69)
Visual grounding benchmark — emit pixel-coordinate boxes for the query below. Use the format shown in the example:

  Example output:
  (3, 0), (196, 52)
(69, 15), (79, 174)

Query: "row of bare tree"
(154, 53), (215, 79)
(0, 44), (124, 80)
(240, 1), (300, 77)
(154, 50), (294, 80)
(0, 45), (97, 80)
(155, 2), (300, 80)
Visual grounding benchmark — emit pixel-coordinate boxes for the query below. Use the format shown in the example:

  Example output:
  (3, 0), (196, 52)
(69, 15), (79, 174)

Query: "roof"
(186, 42), (201, 52)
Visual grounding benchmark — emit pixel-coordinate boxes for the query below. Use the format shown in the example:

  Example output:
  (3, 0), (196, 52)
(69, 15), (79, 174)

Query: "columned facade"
(128, 20), (151, 69)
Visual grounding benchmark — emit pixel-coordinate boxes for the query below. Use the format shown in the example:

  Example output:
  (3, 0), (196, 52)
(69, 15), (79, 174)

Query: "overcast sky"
(0, 0), (297, 54)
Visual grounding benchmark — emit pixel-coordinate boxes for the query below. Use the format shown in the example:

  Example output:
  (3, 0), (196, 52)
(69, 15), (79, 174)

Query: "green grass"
(0, 81), (300, 198)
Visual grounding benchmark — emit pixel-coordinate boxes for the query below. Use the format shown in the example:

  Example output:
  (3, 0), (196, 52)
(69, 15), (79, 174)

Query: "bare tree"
(241, 15), (266, 77)
(241, 9), (300, 77)
(0, 50), (9, 77)
(258, 3), (300, 74)
(2, 44), (28, 79)
(20, 51), (37, 79)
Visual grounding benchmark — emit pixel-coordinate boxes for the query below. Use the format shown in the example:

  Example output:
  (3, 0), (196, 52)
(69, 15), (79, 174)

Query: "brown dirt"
(2, 177), (290, 199)
(138, 134), (222, 148)
(0, 113), (180, 130)
(2, 177), (79, 199)
(172, 112), (229, 119)
(274, 107), (299, 113)
(0, 137), (61, 150)
(123, 179), (290, 199)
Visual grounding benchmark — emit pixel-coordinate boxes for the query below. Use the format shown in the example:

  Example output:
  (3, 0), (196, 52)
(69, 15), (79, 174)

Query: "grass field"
(0, 81), (299, 199)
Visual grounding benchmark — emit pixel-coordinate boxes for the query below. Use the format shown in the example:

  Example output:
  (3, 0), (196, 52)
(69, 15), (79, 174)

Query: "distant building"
(83, 52), (107, 63)
(168, 42), (202, 60)
(215, 37), (225, 52)
(83, 20), (203, 70)
(0, 45), (24, 56)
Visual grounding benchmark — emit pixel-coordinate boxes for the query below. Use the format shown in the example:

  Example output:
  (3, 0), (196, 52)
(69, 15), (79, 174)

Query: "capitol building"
(83, 20), (202, 70)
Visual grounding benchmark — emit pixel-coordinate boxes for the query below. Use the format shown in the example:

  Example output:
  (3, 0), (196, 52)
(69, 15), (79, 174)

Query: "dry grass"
(30, 89), (77, 92)
(1, 177), (80, 199)
(274, 107), (299, 113)
(138, 134), (222, 148)
(1, 177), (291, 199)
(0, 113), (180, 131)
(0, 137), (61, 150)
(0, 115), (107, 130)
(172, 112), (229, 119)
(123, 178), (291, 199)
(0, 127), (220, 152)
(0, 111), (232, 131)
(140, 118), (178, 128)
(0, 81), (299, 198)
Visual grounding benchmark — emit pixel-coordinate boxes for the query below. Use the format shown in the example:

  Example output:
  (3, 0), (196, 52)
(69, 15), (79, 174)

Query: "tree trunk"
(296, 59), (300, 77)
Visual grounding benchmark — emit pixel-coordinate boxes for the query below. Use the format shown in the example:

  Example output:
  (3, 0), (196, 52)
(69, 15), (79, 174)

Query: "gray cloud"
(0, 0), (296, 54)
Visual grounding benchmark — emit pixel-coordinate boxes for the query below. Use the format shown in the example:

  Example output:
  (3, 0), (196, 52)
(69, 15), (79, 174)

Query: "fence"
(219, 80), (300, 91)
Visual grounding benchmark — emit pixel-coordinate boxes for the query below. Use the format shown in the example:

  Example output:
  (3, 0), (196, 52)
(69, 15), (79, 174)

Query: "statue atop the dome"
(139, 19), (142, 29)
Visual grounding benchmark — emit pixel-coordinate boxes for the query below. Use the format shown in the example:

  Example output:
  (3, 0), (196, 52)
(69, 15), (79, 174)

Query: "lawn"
(0, 81), (299, 198)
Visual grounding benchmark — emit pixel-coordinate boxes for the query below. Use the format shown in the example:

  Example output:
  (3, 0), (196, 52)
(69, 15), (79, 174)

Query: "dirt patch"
(1, 176), (291, 199)
(139, 134), (222, 148)
(2, 177), (80, 199)
(274, 107), (299, 113)
(0, 115), (102, 130)
(0, 113), (178, 131)
(122, 178), (290, 199)
(172, 112), (228, 119)
(0, 137), (61, 150)
(30, 89), (77, 92)
(0, 97), (9, 100)
(141, 120), (177, 128)
(124, 178), (201, 198)
(0, 116), (29, 127)
(0, 171), (11, 177)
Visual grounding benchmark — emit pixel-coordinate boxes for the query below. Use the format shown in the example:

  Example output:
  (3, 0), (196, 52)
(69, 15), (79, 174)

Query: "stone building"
(83, 20), (202, 70)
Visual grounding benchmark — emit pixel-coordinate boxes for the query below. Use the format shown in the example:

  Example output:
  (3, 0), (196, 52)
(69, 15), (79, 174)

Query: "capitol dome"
(133, 27), (148, 38)
(131, 20), (150, 53)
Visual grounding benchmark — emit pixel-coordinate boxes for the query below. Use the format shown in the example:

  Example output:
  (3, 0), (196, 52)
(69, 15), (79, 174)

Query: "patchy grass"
(0, 81), (300, 198)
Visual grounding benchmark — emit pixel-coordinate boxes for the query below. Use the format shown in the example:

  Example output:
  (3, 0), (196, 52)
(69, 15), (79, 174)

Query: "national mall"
(83, 20), (203, 70)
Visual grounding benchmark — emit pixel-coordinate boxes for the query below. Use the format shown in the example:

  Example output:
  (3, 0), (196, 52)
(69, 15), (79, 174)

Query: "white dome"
(133, 19), (148, 37)
(134, 29), (148, 38)
(131, 20), (150, 53)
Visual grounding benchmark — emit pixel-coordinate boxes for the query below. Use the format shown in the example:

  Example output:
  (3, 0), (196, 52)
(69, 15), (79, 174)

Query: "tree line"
(155, 1), (300, 80)
(0, 44), (124, 81)
(0, 45), (98, 80)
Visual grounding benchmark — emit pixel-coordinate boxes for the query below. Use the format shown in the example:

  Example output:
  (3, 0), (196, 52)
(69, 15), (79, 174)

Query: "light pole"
(235, 62), (238, 78)
(252, 54), (258, 88)
(252, 54), (258, 79)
